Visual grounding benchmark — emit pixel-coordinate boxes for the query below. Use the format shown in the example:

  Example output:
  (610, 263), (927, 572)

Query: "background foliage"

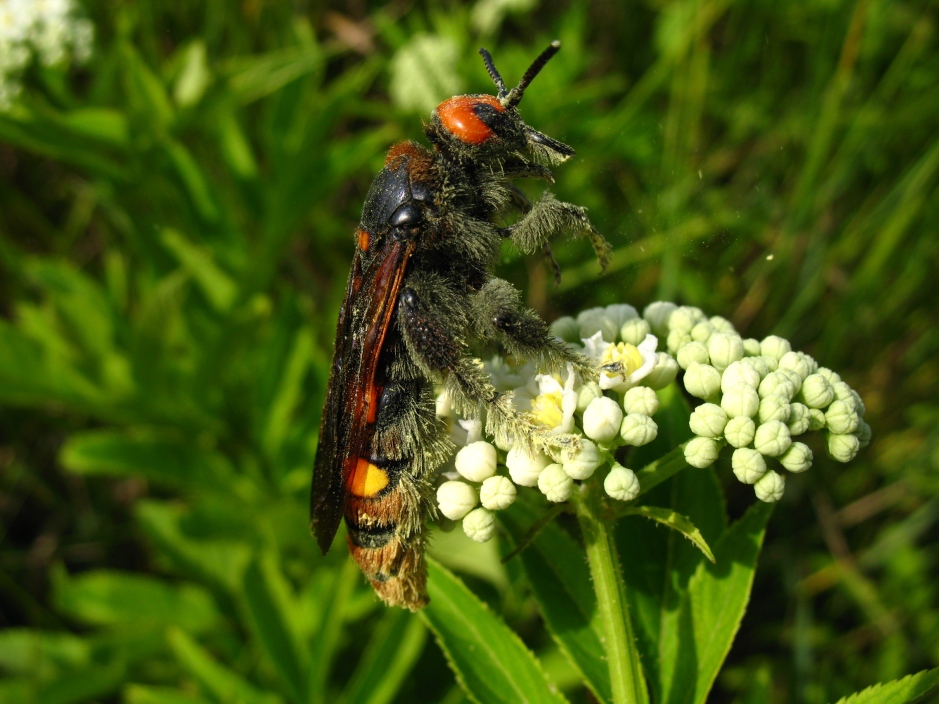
(1, 0), (937, 702)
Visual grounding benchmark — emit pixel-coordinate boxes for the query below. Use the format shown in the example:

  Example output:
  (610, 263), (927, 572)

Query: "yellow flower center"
(601, 342), (644, 379)
(531, 391), (564, 429)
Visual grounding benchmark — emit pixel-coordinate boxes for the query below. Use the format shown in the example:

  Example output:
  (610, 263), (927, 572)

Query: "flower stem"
(576, 482), (648, 704)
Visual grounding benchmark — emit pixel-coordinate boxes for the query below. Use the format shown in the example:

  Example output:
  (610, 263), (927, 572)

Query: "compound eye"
(436, 95), (505, 145)
(390, 202), (423, 228)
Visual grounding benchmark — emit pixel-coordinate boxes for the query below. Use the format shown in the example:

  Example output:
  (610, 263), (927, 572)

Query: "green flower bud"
(724, 416), (756, 448)
(583, 396), (624, 444)
(743, 338), (762, 356)
(754, 470), (785, 502)
(538, 463), (574, 502)
(606, 304), (640, 331)
(677, 341), (710, 370)
(550, 316), (581, 343)
(605, 463), (640, 501)
(807, 408), (826, 431)
(753, 420), (792, 457)
(831, 381), (855, 402)
(643, 301), (678, 337)
(684, 436), (721, 468)
(777, 368), (804, 394)
(455, 441), (498, 482)
(463, 507), (495, 542)
(778, 351), (815, 380)
(787, 402), (811, 435)
(579, 309), (619, 343)
(732, 448), (767, 484)
(691, 321), (716, 342)
(758, 395), (792, 424)
(621, 317), (652, 345)
(623, 386), (660, 416)
(721, 360), (761, 394)
(576, 381), (604, 413)
(825, 399), (860, 434)
(620, 414), (658, 446)
(779, 442), (813, 473)
(710, 316), (737, 335)
(816, 367), (841, 384)
(828, 433), (860, 463)
(506, 446), (552, 487)
(689, 403), (728, 438)
(760, 335), (791, 361)
(707, 332), (745, 371)
(563, 439), (602, 480)
(437, 481), (479, 520)
(667, 329), (692, 355)
(721, 384), (760, 418)
(668, 306), (701, 333)
(685, 362), (722, 400)
(479, 475), (517, 510)
(854, 420), (872, 449)
(801, 374), (834, 409)
(744, 355), (772, 378)
(759, 371), (796, 401)
(645, 352), (680, 390)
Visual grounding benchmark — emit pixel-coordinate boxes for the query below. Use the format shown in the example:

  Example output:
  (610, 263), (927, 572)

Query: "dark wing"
(310, 239), (415, 554)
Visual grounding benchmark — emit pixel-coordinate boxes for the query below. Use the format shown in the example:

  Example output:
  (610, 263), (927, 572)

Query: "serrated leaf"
(620, 505), (715, 563)
(832, 667), (939, 704)
(499, 497), (611, 704)
(54, 570), (219, 632)
(422, 558), (568, 704)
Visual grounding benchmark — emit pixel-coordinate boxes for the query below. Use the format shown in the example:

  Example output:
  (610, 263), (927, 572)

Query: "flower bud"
(437, 481), (479, 520)
(563, 439), (602, 480)
(831, 381), (855, 402)
(746, 356), (772, 378)
(787, 402), (810, 435)
(777, 368), (803, 394)
(506, 446), (551, 487)
(620, 414), (658, 447)
(623, 386), (659, 416)
(732, 448), (767, 484)
(621, 318), (652, 346)
(667, 329), (692, 355)
(643, 301), (678, 336)
(825, 399), (859, 434)
(689, 403), (728, 438)
(550, 316), (581, 343)
(760, 335), (791, 361)
(479, 475), (516, 510)
(605, 464), (640, 501)
(645, 352), (679, 390)
(800, 374), (834, 409)
(828, 433), (860, 463)
(753, 420), (792, 457)
(691, 321), (716, 342)
(578, 308), (619, 342)
(778, 351), (814, 380)
(710, 316), (737, 335)
(721, 384), (760, 418)
(758, 372), (795, 401)
(583, 396), (623, 444)
(677, 341), (709, 370)
(538, 463), (574, 502)
(724, 416), (756, 448)
(779, 442), (813, 473)
(684, 437), (721, 468)
(455, 441), (498, 482)
(743, 338), (762, 357)
(721, 360), (760, 394)
(463, 507), (495, 542)
(807, 408), (826, 431)
(816, 367), (841, 384)
(576, 381), (604, 414)
(854, 420), (872, 449)
(754, 470), (785, 502)
(685, 362), (722, 400)
(758, 395), (791, 424)
(707, 333), (745, 371)
(668, 306), (700, 333)
(606, 304), (640, 330)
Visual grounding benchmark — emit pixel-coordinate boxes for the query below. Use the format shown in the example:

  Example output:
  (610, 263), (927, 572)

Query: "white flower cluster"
(0, 0), (93, 109)
(437, 303), (674, 543)
(661, 303), (871, 502)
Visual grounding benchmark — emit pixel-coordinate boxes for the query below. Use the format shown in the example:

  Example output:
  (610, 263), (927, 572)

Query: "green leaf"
(0, 629), (90, 678)
(56, 108), (129, 147)
(242, 554), (308, 703)
(160, 228), (237, 312)
(32, 660), (125, 704)
(336, 609), (427, 704)
(620, 505), (715, 563)
(499, 497), (611, 704)
(164, 141), (221, 224)
(167, 628), (282, 704)
(668, 501), (773, 704)
(125, 684), (215, 704)
(832, 667), (939, 704)
(422, 558), (568, 704)
(60, 429), (235, 491)
(306, 558), (359, 703)
(54, 570), (219, 632)
(260, 326), (314, 460)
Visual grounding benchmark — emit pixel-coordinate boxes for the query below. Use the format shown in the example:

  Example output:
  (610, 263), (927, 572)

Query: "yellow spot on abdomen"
(350, 458), (389, 497)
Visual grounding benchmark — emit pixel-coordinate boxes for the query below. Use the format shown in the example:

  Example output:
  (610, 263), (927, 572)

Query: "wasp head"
(427, 41), (575, 169)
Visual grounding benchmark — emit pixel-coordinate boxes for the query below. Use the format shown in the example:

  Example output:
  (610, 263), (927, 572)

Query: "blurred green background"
(1, 0), (937, 702)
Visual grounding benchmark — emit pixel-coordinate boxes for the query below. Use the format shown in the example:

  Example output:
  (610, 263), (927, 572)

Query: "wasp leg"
(500, 185), (562, 284)
(508, 191), (613, 270)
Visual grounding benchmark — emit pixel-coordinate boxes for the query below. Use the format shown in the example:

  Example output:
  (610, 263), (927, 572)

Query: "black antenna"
(478, 47), (507, 98)
(505, 40), (561, 108)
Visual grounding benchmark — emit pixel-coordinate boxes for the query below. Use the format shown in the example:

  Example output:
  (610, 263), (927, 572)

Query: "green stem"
(576, 482), (648, 704)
